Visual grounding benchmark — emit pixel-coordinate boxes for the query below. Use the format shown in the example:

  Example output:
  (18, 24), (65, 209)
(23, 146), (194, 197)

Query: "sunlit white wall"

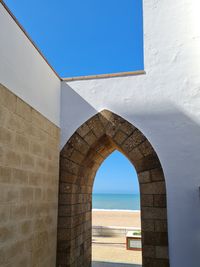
(61, 1), (200, 266)
(0, 3), (61, 126)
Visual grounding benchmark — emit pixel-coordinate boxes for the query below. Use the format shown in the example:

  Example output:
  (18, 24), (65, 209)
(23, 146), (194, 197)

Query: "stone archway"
(57, 110), (169, 267)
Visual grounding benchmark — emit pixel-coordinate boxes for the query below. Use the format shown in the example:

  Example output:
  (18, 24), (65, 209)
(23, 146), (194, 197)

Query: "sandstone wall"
(0, 84), (60, 267)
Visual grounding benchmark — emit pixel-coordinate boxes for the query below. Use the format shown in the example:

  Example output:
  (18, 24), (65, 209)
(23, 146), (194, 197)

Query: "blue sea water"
(92, 193), (140, 211)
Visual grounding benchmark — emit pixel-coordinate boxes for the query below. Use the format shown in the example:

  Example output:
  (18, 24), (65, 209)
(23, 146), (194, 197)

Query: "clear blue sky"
(4, 1), (141, 194)
(4, 0), (143, 77)
(93, 151), (139, 194)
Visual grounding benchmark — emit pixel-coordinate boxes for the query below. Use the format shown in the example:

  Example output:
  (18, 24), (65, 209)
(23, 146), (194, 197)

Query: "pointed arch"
(57, 110), (169, 267)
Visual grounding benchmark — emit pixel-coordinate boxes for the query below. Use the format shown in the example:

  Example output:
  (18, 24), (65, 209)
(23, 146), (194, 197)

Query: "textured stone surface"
(0, 84), (60, 267)
(58, 111), (169, 267)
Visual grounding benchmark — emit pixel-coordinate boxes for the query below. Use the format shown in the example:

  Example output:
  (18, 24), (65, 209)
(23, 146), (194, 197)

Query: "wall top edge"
(62, 70), (146, 82)
(0, 0), (61, 81)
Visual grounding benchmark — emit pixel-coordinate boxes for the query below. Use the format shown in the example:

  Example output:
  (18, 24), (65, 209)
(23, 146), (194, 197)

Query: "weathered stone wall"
(58, 110), (169, 267)
(0, 84), (60, 267)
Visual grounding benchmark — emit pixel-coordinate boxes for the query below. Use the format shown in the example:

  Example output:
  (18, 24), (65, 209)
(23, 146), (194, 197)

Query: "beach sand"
(92, 210), (142, 265)
(92, 210), (141, 228)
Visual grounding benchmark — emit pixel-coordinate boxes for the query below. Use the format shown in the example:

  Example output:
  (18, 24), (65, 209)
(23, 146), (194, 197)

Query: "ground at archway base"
(92, 261), (141, 267)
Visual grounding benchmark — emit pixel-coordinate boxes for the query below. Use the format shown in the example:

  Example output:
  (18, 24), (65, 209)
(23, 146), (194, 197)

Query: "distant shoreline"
(92, 193), (140, 210)
(92, 209), (140, 212)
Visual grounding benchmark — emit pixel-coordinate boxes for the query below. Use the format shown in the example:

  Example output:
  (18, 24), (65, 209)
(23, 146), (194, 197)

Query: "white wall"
(0, 3), (61, 126)
(61, 1), (200, 266)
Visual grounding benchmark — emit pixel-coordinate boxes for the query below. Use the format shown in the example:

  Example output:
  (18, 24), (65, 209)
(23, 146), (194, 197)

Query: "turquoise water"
(92, 193), (140, 211)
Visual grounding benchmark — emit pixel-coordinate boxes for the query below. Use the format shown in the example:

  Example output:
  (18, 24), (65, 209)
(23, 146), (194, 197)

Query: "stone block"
(6, 188), (19, 203)
(154, 195), (166, 208)
(86, 116), (104, 138)
(20, 220), (32, 235)
(30, 141), (42, 156)
(138, 171), (151, 184)
(143, 258), (169, 267)
(16, 98), (32, 122)
(5, 150), (21, 168)
(47, 136), (59, 151)
(69, 134), (90, 155)
(6, 112), (25, 134)
(0, 84), (17, 112)
(11, 205), (27, 220)
(60, 158), (80, 176)
(35, 158), (46, 172)
(60, 183), (78, 194)
(0, 105), (9, 127)
(34, 188), (42, 201)
(70, 150), (84, 164)
(156, 246), (169, 259)
(84, 131), (97, 146)
(51, 126), (60, 140)
(118, 121), (135, 136)
(0, 126), (14, 147)
(140, 181), (166, 195)
(151, 168), (164, 181)
(98, 113), (109, 128)
(58, 217), (72, 229)
(142, 207), (167, 220)
(106, 122), (119, 138)
(0, 225), (14, 242)
(155, 220), (168, 233)
(113, 130), (128, 145)
(0, 146), (4, 164)
(122, 130), (145, 153)
(6, 240), (25, 261)
(21, 153), (35, 170)
(0, 247), (5, 265)
(47, 161), (58, 174)
(143, 231), (168, 246)
(60, 171), (77, 184)
(0, 166), (12, 183)
(138, 140), (155, 157)
(143, 245), (155, 258)
(141, 219), (155, 232)
(77, 124), (90, 138)
(12, 168), (28, 184)
(57, 229), (72, 241)
(0, 205), (10, 223)
(28, 172), (42, 186)
(128, 146), (144, 161)
(141, 194), (154, 207)
(59, 194), (77, 205)
(32, 109), (46, 130)
(20, 187), (34, 202)
(135, 154), (161, 173)
(34, 127), (47, 142)
(43, 145), (53, 160)
(15, 134), (29, 152)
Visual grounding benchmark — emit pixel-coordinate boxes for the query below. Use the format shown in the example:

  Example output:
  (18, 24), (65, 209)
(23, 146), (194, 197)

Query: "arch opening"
(92, 150), (142, 265)
(57, 110), (169, 267)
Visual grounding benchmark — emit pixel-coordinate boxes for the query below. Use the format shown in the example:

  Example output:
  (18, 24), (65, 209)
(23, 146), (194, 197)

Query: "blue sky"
(4, 0), (143, 77)
(93, 151), (139, 194)
(4, 1), (142, 194)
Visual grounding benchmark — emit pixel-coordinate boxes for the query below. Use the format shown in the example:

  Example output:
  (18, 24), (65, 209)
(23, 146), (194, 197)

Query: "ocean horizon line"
(93, 193), (140, 195)
(92, 208), (140, 212)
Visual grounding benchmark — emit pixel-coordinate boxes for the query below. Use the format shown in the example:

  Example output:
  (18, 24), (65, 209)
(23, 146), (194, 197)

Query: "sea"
(92, 193), (140, 211)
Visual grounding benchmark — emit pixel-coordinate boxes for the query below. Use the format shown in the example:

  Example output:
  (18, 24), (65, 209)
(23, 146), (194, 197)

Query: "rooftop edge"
(62, 70), (146, 82)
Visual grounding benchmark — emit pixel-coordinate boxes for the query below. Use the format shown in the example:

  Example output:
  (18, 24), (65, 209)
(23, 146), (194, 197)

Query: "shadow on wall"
(115, 106), (200, 267)
(61, 82), (98, 148)
(92, 261), (142, 267)
(61, 82), (200, 267)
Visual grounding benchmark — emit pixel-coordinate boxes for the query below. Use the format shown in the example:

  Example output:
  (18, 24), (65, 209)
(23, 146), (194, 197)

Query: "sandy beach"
(92, 211), (142, 265)
(92, 210), (141, 228)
